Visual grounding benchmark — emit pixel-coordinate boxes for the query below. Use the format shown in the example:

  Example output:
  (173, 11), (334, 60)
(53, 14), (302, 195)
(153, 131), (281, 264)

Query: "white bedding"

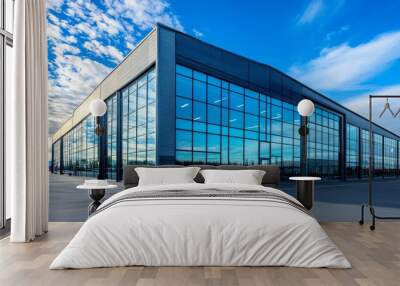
(50, 183), (350, 269)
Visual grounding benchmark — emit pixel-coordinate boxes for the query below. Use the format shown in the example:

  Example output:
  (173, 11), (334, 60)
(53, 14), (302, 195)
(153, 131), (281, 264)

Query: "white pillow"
(200, 169), (266, 185)
(135, 167), (200, 186)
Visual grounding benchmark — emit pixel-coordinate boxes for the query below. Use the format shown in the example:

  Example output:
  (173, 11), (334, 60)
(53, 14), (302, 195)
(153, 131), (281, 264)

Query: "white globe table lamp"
(90, 99), (107, 136)
(90, 99), (107, 180)
(297, 99), (315, 176)
(297, 99), (315, 117)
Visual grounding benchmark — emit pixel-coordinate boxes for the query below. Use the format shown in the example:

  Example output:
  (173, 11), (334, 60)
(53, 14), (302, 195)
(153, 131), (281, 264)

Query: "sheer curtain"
(8, 0), (48, 242)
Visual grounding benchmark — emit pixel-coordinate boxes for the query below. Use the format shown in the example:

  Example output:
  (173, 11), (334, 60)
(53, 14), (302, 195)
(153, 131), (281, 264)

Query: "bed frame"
(123, 164), (280, 189)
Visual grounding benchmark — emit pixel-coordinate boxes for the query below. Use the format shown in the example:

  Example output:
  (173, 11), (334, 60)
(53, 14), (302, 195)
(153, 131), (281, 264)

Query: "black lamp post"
(89, 99), (107, 179)
(297, 99), (315, 176)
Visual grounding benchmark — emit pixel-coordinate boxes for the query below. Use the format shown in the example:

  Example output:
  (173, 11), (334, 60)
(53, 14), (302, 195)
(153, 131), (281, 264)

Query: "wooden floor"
(0, 222), (399, 286)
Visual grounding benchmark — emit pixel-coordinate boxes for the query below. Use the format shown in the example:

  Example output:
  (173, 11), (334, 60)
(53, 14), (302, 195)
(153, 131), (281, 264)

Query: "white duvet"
(50, 183), (350, 269)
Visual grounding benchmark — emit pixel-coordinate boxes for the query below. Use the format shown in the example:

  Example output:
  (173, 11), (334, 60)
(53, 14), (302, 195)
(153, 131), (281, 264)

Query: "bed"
(50, 165), (350, 269)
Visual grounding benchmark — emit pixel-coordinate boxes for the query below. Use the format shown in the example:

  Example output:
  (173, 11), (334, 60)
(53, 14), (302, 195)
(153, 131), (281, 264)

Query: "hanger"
(379, 98), (395, 118)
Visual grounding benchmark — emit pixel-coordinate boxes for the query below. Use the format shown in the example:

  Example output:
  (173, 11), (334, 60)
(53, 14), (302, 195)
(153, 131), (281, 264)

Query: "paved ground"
(49, 174), (123, 222)
(49, 173), (400, 222)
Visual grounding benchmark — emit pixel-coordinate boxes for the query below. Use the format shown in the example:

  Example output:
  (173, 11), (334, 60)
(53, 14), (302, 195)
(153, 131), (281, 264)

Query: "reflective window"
(107, 95), (118, 179)
(121, 67), (157, 169)
(383, 137), (397, 177)
(176, 75), (192, 99)
(360, 129), (370, 177)
(52, 140), (61, 173)
(308, 107), (341, 177)
(59, 116), (98, 177)
(175, 64), (305, 175)
(373, 134), (383, 176)
(346, 124), (359, 178)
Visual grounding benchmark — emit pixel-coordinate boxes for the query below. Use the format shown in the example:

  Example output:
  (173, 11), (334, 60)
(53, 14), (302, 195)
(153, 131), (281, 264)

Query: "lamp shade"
(297, 99), (315, 117)
(90, 99), (107, 117)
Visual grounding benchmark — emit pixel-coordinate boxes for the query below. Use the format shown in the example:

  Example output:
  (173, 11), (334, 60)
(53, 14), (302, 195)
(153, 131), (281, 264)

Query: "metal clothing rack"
(359, 95), (400, 230)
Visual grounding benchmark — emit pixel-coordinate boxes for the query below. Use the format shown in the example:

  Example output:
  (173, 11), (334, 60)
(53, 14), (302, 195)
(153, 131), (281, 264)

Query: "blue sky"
(47, 0), (400, 134)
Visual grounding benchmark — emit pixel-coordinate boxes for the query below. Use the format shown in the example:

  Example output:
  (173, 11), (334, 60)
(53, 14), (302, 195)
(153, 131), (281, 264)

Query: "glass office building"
(51, 24), (400, 181)
(59, 116), (99, 177)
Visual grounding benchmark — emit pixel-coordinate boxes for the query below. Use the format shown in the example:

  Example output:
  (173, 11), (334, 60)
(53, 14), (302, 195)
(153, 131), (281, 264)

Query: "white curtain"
(8, 0), (49, 242)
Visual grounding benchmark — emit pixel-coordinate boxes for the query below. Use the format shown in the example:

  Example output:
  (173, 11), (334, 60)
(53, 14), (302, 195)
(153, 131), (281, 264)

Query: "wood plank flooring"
(0, 222), (399, 286)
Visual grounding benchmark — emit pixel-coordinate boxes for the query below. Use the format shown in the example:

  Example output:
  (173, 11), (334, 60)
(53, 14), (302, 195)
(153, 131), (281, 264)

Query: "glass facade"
(60, 116), (98, 177)
(106, 95), (118, 179)
(51, 63), (400, 181)
(52, 66), (156, 180)
(383, 137), (397, 176)
(346, 124), (359, 178)
(360, 129), (370, 177)
(175, 64), (342, 177)
(121, 67), (156, 167)
(53, 140), (61, 173)
(373, 134), (383, 176)
(346, 128), (399, 178)
(307, 108), (341, 177)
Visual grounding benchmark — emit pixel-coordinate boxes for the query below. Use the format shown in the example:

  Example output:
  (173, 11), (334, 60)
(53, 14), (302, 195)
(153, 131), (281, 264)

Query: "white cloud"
(297, 0), (323, 25)
(74, 22), (98, 39)
(193, 28), (204, 38)
(105, 0), (183, 31)
(48, 55), (112, 133)
(65, 35), (77, 44)
(126, 42), (135, 50)
(325, 25), (349, 41)
(290, 31), (400, 91)
(46, 0), (64, 11)
(342, 84), (400, 135)
(47, 0), (183, 134)
(83, 40), (125, 63)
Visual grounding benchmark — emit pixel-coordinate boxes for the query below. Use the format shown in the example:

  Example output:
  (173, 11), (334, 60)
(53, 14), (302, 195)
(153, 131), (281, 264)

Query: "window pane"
(207, 105), (221, 125)
(193, 152), (206, 163)
(176, 119), (192, 130)
(245, 114), (259, 131)
(193, 101), (206, 122)
(245, 140), (258, 165)
(207, 153), (221, 164)
(230, 92), (244, 111)
(229, 110), (243, 129)
(229, 137), (243, 164)
(208, 75), (221, 86)
(176, 130), (192, 150)
(208, 85), (221, 105)
(176, 151), (192, 164)
(260, 142), (270, 158)
(148, 79), (156, 104)
(193, 80), (206, 102)
(194, 71), (206, 81)
(176, 97), (192, 119)
(271, 105), (281, 120)
(138, 85), (147, 109)
(245, 97), (259, 115)
(193, 132), (206, 151)
(176, 75), (192, 99)
(176, 65), (192, 77)
(207, 134), (220, 152)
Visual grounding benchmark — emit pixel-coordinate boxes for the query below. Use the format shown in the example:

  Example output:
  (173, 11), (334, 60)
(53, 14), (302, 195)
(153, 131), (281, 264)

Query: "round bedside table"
(289, 176), (321, 210)
(77, 184), (118, 216)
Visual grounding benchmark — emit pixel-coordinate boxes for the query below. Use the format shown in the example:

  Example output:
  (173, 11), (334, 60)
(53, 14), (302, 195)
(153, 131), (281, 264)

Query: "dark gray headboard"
(123, 165), (280, 189)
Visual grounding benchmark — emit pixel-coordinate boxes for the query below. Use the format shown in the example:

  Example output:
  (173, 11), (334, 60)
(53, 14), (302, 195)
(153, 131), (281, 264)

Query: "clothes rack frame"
(359, 95), (400, 230)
